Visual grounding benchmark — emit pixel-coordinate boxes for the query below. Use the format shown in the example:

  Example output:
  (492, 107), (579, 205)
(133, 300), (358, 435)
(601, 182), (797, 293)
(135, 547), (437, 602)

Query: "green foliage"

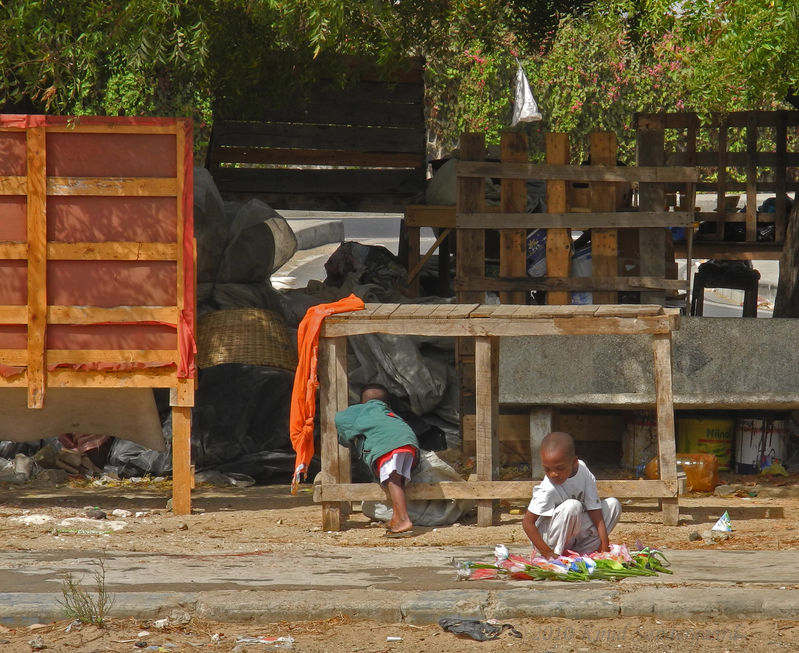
(0, 0), (796, 161)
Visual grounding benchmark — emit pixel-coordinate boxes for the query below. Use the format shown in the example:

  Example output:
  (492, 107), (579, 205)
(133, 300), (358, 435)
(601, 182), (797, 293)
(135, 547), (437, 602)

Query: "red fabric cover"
(289, 294), (365, 493)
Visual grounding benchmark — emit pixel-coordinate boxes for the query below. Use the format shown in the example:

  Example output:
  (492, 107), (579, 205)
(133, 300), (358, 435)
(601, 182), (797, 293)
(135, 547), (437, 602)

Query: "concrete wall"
(499, 317), (799, 409)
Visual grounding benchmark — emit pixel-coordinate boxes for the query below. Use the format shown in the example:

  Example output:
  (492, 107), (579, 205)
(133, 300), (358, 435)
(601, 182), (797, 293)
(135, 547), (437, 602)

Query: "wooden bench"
(312, 303), (681, 530)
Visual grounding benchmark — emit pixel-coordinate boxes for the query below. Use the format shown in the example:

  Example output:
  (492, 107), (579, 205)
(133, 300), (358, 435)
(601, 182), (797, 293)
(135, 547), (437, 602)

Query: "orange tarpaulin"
(290, 294), (364, 493)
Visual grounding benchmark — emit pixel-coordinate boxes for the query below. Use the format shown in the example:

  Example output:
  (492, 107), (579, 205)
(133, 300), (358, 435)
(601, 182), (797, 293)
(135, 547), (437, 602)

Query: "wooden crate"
(0, 115), (196, 513)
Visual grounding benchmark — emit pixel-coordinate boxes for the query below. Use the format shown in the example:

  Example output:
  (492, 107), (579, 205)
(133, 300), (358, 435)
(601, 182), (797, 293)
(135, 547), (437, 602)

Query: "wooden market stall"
(0, 115), (196, 513)
(313, 303), (681, 530)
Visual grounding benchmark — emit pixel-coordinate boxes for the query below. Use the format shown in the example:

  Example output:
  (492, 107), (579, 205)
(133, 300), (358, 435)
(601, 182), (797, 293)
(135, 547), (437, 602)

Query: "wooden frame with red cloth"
(0, 115), (196, 513)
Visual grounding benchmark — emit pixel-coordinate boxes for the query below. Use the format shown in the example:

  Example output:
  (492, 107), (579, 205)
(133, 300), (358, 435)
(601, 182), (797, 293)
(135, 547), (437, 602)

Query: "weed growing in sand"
(58, 558), (115, 625)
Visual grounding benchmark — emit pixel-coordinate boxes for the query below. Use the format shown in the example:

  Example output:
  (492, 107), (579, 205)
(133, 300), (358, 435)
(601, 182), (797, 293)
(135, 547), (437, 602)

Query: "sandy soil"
(1, 473), (798, 555)
(2, 472), (799, 651)
(3, 615), (799, 652)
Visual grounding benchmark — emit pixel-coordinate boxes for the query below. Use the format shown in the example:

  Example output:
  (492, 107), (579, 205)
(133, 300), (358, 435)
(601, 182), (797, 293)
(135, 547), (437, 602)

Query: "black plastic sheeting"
(106, 364), (306, 482)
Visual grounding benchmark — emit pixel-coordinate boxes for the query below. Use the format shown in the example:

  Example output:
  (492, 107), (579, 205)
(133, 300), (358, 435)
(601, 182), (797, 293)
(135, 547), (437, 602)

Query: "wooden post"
(320, 336), (349, 531)
(775, 111), (788, 243)
(652, 333), (679, 526)
(475, 336), (499, 526)
(404, 222), (421, 297)
(26, 126), (47, 409)
(499, 132), (528, 305)
(529, 408), (555, 479)
(715, 117), (728, 241)
(745, 113), (758, 243)
(456, 134), (486, 443)
(637, 118), (666, 306)
(545, 133), (571, 305)
(170, 379), (195, 515)
(589, 132), (618, 304)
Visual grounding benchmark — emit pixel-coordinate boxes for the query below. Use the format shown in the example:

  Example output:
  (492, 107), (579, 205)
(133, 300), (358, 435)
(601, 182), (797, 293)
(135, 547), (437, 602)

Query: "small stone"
(688, 531), (701, 541)
(112, 509), (132, 519)
(84, 507), (107, 520)
(177, 522), (189, 531)
(153, 618), (169, 629)
(28, 635), (46, 650)
(276, 519), (283, 525)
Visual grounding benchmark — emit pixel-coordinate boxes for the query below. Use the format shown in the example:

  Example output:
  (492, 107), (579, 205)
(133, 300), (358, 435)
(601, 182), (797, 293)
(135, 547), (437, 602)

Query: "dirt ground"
(3, 615), (799, 653)
(2, 472), (799, 651)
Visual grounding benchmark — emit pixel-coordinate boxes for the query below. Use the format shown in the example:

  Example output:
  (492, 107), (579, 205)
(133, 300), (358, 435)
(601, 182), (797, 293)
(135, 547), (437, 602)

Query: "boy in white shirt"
(522, 431), (621, 558)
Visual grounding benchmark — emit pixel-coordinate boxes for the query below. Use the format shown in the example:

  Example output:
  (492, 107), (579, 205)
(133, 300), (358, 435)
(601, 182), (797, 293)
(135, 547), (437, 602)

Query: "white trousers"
(534, 497), (621, 555)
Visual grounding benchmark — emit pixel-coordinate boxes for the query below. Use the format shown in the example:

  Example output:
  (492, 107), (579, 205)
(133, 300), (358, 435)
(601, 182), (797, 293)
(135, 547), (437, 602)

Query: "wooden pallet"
(637, 110), (799, 259)
(0, 115), (196, 514)
(313, 303), (680, 530)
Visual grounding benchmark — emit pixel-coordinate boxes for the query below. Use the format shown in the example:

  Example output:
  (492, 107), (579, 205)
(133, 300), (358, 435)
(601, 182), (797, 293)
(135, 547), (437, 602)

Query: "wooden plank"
(47, 177), (178, 197)
(170, 405), (192, 515)
(45, 367), (182, 387)
(457, 161), (697, 183)
(170, 377), (195, 408)
(499, 132), (528, 304)
(0, 350), (26, 365)
(0, 306), (27, 324)
(214, 167), (424, 197)
(589, 132), (618, 304)
(368, 303), (401, 319)
(26, 126), (47, 408)
(745, 113), (758, 242)
(545, 133), (571, 305)
(676, 242), (783, 260)
(652, 333), (679, 526)
(319, 336), (349, 531)
(210, 122), (425, 153)
(457, 276), (687, 293)
(475, 336), (499, 526)
(45, 123), (181, 135)
(0, 176), (27, 195)
(314, 479), (678, 502)
(0, 243), (27, 259)
(457, 211), (693, 229)
(46, 242), (178, 261)
(462, 413), (530, 441)
(446, 303), (480, 318)
(404, 204), (457, 229)
(213, 147), (423, 168)
(637, 118), (666, 306)
(46, 350), (178, 365)
(321, 314), (676, 338)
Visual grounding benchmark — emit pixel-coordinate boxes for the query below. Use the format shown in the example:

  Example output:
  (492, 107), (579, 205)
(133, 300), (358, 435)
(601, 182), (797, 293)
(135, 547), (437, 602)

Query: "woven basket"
(197, 308), (297, 371)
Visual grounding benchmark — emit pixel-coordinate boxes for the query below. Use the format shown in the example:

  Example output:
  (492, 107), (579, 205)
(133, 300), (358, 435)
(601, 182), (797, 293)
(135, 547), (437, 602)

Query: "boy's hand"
(598, 540), (610, 553)
(536, 544), (557, 559)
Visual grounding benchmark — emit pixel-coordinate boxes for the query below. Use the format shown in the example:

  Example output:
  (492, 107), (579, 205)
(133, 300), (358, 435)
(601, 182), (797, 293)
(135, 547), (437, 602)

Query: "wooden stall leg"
(170, 380), (195, 515)
(652, 333), (679, 526)
(529, 407), (555, 479)
(319, 336), (349, 531)
(404, 222), (421, 297)
(475, 336), (499, 526)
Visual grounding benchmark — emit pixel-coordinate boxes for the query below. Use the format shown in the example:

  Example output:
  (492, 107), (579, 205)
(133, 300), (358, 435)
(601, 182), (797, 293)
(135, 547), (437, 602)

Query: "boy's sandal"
(384, 529), (415, 538)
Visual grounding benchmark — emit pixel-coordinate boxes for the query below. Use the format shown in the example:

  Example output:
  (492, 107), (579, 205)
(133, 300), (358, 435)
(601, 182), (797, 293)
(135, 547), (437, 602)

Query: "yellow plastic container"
(677, 416), (735, 471)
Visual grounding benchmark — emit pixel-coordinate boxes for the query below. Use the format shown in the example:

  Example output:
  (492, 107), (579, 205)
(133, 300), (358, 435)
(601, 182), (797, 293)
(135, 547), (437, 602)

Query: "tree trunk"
(773, 201), (799, 317)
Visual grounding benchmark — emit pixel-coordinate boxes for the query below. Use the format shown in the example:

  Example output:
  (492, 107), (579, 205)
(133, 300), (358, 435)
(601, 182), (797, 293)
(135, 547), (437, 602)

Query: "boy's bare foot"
(386, 517), (413, 534)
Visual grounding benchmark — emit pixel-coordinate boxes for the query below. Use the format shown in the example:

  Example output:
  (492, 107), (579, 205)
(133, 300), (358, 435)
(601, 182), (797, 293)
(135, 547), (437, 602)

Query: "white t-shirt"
(527, 459), (602, 517)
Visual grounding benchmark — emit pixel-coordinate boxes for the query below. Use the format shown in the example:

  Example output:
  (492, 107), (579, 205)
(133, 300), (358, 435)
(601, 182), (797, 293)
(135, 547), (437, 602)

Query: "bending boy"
(335, 384), (419, 534)
(522, 431), (621, 558)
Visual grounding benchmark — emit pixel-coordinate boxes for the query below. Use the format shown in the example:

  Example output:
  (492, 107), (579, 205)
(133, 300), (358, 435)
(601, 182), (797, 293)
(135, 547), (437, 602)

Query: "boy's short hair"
(360, 383), (390, 403)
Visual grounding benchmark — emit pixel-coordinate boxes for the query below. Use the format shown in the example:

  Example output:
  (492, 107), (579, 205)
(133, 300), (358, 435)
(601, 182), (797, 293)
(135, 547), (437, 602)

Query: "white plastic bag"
(511, 60), (542, 126)
(362, 450), (475, 526)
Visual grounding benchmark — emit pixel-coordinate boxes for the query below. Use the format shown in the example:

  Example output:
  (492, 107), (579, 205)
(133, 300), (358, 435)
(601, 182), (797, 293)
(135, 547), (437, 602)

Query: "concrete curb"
(7, 586), (799, 627)
(287, 219), (344, 250)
